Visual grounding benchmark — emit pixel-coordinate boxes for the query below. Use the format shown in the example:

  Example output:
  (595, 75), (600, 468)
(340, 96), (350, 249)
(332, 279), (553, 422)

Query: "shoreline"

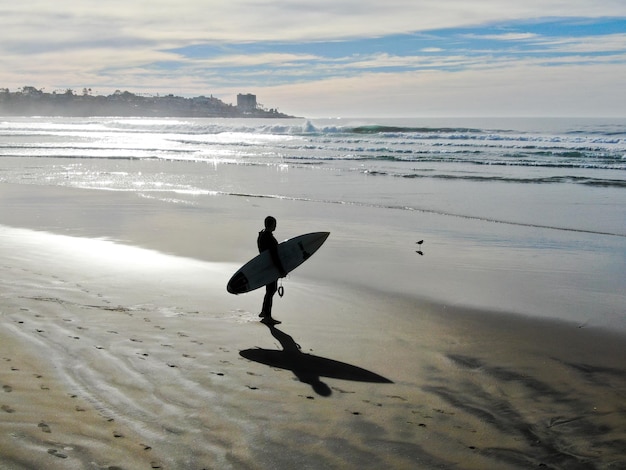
(1, 181), (624, 332)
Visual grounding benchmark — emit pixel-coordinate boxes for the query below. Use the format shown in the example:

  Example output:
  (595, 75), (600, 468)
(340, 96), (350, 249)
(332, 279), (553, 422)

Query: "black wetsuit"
(257, 229), (285, 317)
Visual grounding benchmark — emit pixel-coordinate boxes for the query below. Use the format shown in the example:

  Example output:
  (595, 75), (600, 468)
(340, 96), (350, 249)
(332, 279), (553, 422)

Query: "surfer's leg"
(261, 281), (278, 317)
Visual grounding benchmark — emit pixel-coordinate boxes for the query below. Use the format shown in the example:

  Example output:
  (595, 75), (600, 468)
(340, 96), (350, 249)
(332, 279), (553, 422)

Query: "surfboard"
(227, 232), (330, 294)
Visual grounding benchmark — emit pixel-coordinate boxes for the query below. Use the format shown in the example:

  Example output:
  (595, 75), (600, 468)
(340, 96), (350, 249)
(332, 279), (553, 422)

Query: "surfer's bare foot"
(259, 312), (267, 318)
(261, 317), (281, 325)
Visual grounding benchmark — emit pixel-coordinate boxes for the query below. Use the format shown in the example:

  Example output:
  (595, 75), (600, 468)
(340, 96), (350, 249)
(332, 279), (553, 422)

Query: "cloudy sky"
(2, 1), (626, 117)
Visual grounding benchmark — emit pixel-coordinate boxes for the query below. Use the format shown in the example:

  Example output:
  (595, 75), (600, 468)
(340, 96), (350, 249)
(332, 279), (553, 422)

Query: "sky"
(2, 1), (626, 117)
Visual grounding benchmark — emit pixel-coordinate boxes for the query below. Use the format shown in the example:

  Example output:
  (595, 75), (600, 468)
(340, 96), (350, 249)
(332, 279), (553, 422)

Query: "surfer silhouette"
(257, 216), (287, 324)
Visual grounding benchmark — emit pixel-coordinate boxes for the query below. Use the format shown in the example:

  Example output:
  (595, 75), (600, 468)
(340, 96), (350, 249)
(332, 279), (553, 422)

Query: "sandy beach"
(1, 183), (625, 469)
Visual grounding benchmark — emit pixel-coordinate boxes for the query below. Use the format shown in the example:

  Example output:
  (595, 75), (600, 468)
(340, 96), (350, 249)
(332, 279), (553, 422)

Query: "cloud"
(534, 33), (626, 53)
(466, 33), (539, 41)
(2, 1), (626, 115)
(250, 60), (626, 117)
(193, 53), (320, 68)
(4, 1), (626, 45)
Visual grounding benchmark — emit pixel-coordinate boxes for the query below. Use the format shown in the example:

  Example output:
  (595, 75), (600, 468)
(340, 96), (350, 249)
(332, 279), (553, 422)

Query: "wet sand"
(1, 184), (625, 469)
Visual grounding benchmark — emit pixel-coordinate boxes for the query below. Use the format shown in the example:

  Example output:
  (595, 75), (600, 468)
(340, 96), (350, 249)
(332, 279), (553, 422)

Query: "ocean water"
(1, 116), (625, 329)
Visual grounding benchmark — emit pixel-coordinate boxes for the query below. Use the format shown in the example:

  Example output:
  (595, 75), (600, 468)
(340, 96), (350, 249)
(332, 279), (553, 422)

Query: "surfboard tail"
(227, 272), (249, 295)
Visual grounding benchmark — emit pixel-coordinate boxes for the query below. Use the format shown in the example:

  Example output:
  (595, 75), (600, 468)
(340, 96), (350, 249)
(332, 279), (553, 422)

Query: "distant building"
(21, 86), (43, 95)
(237, 93), (257, 112)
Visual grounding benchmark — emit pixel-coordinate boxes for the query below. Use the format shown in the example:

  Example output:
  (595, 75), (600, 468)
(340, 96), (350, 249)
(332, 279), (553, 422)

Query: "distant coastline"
(0, 86), (295, 118)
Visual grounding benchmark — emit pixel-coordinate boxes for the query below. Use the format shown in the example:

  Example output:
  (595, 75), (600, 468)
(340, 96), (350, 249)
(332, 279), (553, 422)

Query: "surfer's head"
(264, 216), (277, 231)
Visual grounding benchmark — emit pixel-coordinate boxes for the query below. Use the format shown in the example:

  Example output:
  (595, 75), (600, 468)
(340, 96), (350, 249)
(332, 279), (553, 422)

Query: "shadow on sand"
(240, 323), (393, 397)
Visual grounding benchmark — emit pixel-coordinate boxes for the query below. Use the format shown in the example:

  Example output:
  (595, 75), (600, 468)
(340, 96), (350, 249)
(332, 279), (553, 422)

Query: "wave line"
(222, 191), (626, 238)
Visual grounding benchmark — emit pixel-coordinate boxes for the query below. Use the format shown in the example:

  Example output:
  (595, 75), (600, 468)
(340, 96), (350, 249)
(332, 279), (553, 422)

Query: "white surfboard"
(227, 232), (330, 294)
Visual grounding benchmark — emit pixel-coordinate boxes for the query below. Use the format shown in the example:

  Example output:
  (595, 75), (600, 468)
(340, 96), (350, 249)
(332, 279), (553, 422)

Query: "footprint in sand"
(363, 400), (383, 407)
(38, 422), (52, 433)
(2, 405), (15, 413)
(47, 449), (68, 459)
(2, 385), (12, 392)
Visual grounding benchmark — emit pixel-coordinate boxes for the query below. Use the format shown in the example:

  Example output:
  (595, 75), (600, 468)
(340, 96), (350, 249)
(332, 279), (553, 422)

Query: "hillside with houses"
(0, 87), (293, 118)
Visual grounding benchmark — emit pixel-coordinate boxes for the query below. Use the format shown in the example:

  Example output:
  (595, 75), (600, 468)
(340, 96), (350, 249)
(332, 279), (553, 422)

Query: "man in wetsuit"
(257, 216), (287, 324)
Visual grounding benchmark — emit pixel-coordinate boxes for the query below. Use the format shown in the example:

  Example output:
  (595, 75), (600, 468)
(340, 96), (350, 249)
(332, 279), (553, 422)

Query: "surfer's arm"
(268, 242), (287, 277)
(259, 231), (286, 277)
(269, 246), (287, 277)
